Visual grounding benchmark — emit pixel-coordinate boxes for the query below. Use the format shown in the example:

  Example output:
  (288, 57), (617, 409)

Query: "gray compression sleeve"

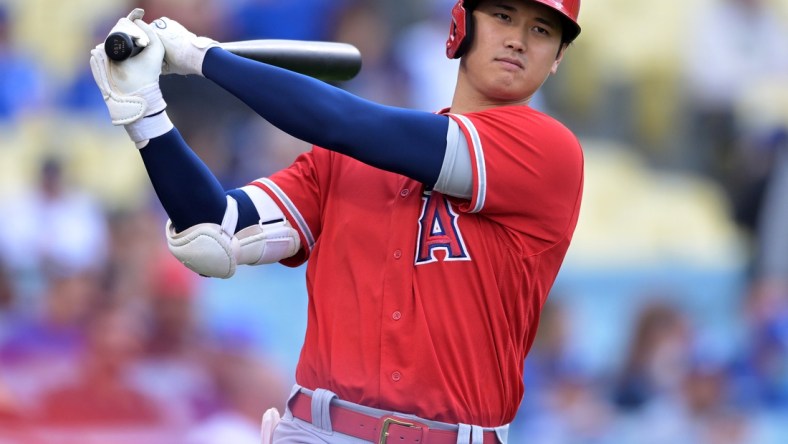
(433, 118), (473, 199)
(756, 148), (788, 279)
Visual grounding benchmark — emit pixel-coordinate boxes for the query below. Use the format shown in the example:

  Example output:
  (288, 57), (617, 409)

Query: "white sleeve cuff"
(433, 117), (473, 199)
(240, 185), (286, 223)
(125, 111), (175, 149)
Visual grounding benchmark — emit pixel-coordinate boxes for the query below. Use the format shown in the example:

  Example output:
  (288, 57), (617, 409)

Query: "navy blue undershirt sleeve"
(140, 129), (258, 233)
(202, 47), (448, 186)
(227, 188), (266, 228)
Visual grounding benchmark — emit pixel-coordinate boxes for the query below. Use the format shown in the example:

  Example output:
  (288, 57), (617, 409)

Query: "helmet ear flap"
(453, 11), (474, 59)
(446, 0), (475, 59)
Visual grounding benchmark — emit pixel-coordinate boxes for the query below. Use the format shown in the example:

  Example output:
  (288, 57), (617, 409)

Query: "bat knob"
(104, 32), (143, 61)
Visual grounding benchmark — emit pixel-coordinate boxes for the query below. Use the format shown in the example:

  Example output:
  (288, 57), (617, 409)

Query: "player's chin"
(484, 81), (535, 104)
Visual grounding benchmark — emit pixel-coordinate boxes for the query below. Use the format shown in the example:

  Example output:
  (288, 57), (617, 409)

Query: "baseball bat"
(104, 33), (362, 82)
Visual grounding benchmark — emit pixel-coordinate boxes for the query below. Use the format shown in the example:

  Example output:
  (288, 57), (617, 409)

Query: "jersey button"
(392, 311), (402, 321)
(391, 371), (402, 382)
(393, 250), (402, 259)
(400, 189), (410, 198)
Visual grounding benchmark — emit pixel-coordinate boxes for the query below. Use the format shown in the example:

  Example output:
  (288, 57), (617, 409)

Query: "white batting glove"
(90, 9), (172, 148)
(151, 17), (219, 77)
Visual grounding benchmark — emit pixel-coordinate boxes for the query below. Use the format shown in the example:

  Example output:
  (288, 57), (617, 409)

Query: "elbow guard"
(166, 195), (301, 279)
(234, 220), (300, 266)
(166, 219), (239, 279)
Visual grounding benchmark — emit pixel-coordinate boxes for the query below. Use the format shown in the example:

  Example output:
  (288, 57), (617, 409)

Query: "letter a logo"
(415, 192), (471, 264)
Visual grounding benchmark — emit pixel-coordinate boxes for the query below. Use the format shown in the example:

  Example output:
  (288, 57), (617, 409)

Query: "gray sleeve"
(433, 117), (473, 199)
(756, 148), (788, 279)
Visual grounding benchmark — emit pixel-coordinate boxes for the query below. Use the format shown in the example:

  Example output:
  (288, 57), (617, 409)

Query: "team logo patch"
(415, 191), (471, 264)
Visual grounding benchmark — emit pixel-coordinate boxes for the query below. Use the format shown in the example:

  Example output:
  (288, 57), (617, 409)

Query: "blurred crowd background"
(0, 0), (786, 442)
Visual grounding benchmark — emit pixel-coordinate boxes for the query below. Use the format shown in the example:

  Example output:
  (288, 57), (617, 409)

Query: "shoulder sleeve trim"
(449, 114), (486, 213)
(253, 178), (316, 252)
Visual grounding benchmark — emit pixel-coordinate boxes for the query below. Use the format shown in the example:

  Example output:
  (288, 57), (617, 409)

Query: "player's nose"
(505, 35), (526, 53)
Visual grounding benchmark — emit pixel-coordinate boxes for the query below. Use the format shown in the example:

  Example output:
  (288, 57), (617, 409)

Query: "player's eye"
(532, 26), (549, 35)
(493, 12), (512, 22)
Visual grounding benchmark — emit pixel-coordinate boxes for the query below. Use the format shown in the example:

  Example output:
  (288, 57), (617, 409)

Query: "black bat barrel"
(103, 33), (362, 82)
(220, 40), (362, 82)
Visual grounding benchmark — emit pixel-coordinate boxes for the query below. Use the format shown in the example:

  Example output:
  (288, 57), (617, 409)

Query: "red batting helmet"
(446, 0), (582, 59)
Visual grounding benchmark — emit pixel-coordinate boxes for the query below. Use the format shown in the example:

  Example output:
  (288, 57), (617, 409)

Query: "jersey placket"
(378, 179), (420, 399)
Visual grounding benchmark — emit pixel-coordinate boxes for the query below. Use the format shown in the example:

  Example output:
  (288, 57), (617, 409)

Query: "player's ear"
(550, 43), (567, 75)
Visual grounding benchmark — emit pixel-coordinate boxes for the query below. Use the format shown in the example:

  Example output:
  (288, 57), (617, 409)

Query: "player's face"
(454, 0), (566, 111)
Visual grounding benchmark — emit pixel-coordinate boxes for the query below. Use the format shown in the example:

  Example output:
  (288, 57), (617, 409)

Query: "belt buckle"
(379, 417), (419, 444)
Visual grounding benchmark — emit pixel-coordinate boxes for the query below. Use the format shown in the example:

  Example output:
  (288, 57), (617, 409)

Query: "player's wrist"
(189, 36), (218, 76)
(125, 110), (174, 149)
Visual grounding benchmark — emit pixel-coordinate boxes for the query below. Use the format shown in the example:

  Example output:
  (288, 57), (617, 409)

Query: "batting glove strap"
(125, 110), (174, 149)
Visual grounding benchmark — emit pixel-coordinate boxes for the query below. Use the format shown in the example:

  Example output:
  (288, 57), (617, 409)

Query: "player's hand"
(90, 9), (166, 126)
(150, 17), (218, 77)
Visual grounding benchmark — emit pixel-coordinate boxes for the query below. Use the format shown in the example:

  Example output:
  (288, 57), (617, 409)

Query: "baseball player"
(89, 0), (583, 442)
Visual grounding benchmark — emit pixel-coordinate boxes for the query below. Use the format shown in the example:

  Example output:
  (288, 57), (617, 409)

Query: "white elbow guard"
(235, 220), (300, 266)
(166, 195), (301, 279)
(166, 219), (239, 278)
(166, 195), (240, 279)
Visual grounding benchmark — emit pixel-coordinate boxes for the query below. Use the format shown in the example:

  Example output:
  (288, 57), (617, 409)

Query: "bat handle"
(104, 32), (143, 61)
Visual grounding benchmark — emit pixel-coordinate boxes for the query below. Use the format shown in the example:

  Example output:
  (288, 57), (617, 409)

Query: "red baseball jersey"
(251, 105), (584, 427)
